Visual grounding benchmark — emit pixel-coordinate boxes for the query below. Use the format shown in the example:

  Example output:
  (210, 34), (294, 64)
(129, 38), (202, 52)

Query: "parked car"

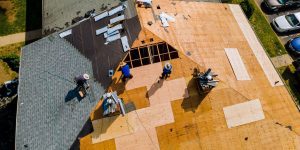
(272, 12), (300, 32)
(287, 37), (300, 55)
(264, 0), (300, 11)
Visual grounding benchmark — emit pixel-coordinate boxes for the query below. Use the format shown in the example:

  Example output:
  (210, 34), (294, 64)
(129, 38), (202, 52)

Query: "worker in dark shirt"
(74, 73), (90, 88)
(160, 62), (172, 79)
(120, 62), (133, 82)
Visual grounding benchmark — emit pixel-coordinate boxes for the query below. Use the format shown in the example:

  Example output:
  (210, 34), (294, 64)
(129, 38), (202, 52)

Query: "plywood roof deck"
(80, 1), (300, 149)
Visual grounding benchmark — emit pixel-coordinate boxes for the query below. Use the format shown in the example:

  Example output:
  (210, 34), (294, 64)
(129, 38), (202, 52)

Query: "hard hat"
(164, 62), (172, 70)
(83, 73), (90, 80)
(107, 98), (113, 104)
(207, 75), (212, 80)
(106, 92), (112, 97)
(120, 62), (127, 67)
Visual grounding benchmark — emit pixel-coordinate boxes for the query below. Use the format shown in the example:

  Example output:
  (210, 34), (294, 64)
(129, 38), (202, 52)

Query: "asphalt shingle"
(16, 35), (104, 150)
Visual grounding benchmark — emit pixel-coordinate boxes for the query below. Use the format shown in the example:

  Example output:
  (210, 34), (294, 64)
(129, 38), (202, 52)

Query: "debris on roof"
(96, 26), (108, 35)
(106, 33), (121, 43)
(121, 36), (130, 52)
(108, 4), (126, 16)
(110, 15), (125, 24)
(104, 30), (119, 38)
(59, 29), (72, 38)
(94, 11), (109, 22)
(159, 12), (175, 27)
(136, 0), (152, 8)
(107, 24), (123, 35)
(94, 5), (130, 45)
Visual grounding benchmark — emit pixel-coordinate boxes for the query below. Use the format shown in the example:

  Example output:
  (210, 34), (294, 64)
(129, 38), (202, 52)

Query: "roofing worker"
(160, 62), (172, 79)
(74, 73), (90, 88)
(120, 62), (133, 82)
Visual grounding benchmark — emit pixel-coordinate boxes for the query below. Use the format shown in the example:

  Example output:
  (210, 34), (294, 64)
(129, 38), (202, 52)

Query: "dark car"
(264, 0), (300, 11)
(287, 37), (300, 55)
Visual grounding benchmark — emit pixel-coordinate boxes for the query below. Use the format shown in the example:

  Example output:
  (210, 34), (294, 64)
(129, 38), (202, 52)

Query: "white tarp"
(110, 15), (125, 24)
(59, 29), (72, 38)
(94, 11), (108, 22)
(121, 36), (130, 52)
(96, 26), (108, 35)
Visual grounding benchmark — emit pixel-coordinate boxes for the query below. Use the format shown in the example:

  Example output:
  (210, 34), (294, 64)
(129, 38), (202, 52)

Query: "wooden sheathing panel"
(90, 103), (175, 144)
(224, 48), (251, 81)
(223, 99), (265, 128)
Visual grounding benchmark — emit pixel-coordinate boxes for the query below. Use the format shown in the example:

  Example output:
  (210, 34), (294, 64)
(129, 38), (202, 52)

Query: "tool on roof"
(193, 68), (219, 93)
(102, 91), (126, 117)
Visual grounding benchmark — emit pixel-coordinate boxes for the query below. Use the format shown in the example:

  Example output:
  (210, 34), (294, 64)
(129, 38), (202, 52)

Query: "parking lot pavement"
(255, 0), (300, 44)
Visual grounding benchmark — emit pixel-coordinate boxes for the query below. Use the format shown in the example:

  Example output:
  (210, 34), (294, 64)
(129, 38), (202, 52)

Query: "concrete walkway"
(0, 29), (42, 47)
(271, 54), (294, 68)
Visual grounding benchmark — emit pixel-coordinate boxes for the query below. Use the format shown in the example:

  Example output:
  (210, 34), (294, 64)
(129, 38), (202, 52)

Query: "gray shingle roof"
(16, 35), (105, 150)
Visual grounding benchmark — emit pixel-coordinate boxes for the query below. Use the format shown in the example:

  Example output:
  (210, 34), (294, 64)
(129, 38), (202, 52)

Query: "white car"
(272, 12), (300, 32)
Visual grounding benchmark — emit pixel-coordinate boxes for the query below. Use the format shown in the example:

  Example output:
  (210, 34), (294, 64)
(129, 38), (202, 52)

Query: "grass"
(0, 0), (26, 36)
(0, 42), (23, 56)
(278, 65), (300, 104)
(0, 60), (17, 84)
(0, 42), (23, 84)
(230, 0), (286, 57)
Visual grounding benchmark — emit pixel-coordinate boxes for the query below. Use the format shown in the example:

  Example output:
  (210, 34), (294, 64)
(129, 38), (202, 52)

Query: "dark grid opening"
(123, 42), (179, 68)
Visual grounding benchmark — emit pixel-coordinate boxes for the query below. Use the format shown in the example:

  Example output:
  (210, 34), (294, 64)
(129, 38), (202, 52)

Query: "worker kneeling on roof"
(160, 62), (172, 79)
(120, 62), (133, 82)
